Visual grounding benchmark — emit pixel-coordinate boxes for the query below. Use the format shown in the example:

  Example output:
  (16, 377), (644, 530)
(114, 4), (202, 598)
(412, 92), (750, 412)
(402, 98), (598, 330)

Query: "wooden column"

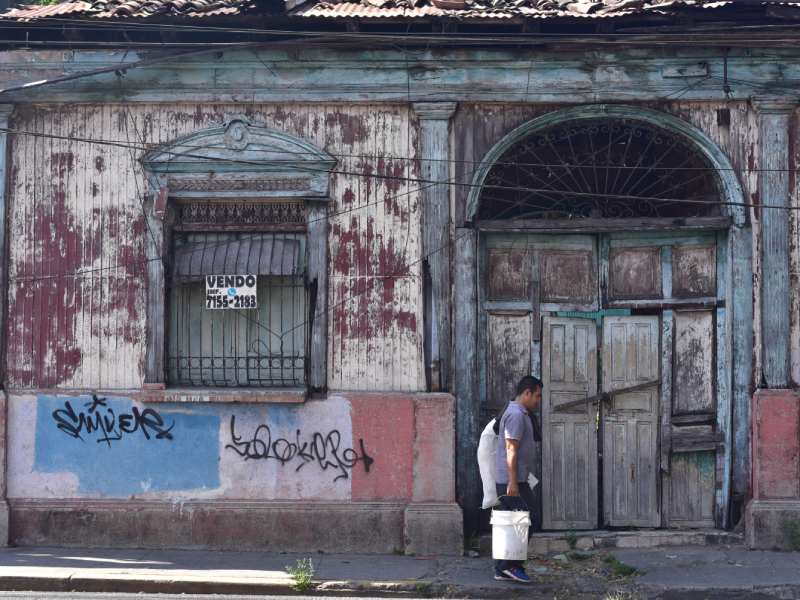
(453, 227), (480, 532)
(0, 104), (13, 545)
(731, 224), (754, 516)
(307, 202), (328, 391)
(414, 102), (456, 393)
(144, 183), (167, 387)
(754, 97), (796, 389)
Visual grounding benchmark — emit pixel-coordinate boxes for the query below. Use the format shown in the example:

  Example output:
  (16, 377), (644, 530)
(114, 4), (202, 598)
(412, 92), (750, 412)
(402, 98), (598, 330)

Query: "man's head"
(515, 375), (543, 411)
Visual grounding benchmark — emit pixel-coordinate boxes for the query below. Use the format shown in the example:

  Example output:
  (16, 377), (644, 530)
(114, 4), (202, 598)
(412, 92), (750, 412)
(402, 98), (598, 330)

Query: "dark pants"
(493, 482), (535, 574)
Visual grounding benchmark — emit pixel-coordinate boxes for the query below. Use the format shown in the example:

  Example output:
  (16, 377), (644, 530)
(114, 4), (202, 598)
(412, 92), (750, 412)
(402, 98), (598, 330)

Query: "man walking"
(494, 375), (542, 583)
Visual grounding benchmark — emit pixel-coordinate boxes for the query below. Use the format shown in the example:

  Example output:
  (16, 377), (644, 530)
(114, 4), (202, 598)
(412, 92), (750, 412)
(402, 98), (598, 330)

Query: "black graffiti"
(52, 394), (175, 447)
(225, 415), (374, 482)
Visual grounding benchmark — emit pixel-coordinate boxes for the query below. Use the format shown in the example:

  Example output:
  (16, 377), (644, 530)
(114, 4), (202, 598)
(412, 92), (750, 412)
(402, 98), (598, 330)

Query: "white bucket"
(490, 509), (530, 560)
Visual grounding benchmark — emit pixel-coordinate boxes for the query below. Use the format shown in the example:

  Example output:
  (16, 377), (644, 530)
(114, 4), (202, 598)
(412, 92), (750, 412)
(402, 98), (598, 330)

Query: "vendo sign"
(205, 274), (258, 309)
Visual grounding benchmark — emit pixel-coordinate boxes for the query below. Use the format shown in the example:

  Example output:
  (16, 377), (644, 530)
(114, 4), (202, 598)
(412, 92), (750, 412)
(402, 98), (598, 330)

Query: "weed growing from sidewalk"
(602, 591), (644, 600)
(415, 581), (433, 594)
(565, 530), (578, 550)
(286, 557), (315, 592)
(603, 555), (638, 577)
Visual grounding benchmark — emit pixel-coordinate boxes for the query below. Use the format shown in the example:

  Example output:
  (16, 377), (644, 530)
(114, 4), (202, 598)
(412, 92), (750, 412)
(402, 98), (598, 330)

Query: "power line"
(9, 176), (440, 282)
(3, 123), (786, 173)
(6, 15), (800, 43)
(1, 123), (793, 211)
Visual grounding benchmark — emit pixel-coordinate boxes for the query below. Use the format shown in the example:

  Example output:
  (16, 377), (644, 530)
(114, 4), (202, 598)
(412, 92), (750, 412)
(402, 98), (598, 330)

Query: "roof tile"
(1, 0), (798, 21)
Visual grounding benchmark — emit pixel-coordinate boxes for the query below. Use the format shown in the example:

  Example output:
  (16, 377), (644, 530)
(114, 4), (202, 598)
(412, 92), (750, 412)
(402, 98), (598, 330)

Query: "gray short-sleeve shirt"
(494, 401), (535, 485)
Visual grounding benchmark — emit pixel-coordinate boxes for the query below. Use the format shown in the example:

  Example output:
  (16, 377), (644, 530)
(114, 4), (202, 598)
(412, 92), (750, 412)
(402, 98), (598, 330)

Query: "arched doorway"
(465, 105), (750, 531)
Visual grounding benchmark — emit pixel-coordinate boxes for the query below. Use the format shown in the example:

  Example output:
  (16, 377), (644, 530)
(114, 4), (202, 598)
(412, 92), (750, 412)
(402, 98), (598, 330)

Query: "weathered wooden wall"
(6, 103), (424, 392)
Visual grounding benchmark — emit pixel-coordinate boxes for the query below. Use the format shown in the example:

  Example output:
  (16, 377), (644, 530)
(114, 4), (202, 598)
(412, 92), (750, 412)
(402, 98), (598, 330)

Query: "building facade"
(0, 0), (799, 551)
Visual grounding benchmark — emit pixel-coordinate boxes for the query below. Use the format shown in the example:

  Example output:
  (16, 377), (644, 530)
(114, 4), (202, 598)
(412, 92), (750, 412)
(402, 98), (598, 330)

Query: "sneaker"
(502, 566), (531, 583)
(494, 570), (513, 581)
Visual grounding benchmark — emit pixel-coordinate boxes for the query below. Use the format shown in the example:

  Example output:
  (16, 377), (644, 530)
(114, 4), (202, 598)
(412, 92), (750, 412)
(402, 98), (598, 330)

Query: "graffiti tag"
(225, 415), (374, 482)
(52, 395), (175, 447)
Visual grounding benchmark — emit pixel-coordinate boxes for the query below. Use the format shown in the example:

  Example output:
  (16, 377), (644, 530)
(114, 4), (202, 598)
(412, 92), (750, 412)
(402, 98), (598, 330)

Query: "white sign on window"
(205, 274), (258, 309)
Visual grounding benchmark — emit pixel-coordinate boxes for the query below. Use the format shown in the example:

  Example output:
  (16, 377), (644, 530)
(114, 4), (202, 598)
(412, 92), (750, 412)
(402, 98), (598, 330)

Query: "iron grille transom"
(478, 118), (721, 221)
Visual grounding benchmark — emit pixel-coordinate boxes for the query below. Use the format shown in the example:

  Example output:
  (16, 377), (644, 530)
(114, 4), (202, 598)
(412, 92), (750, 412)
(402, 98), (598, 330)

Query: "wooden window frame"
(140, 119), (335, 400)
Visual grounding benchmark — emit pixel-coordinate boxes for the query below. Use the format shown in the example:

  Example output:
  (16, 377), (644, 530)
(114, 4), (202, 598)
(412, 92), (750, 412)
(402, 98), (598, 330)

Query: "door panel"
(486, 312), (532, 412)
(542, 317), (598, 530)
(662, 309), (719, 528)
(602, 316), (660, 527)
(673, 310), (715, 415)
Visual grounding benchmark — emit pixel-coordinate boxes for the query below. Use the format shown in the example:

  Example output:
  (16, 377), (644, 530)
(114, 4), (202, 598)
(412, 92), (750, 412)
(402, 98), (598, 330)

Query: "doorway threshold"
(526, 529), (743, 554)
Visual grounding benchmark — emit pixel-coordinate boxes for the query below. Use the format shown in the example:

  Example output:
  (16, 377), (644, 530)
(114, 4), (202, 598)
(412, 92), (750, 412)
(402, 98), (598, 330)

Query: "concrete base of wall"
(9, 499), (464, 555)
(403, 503), (463, 556)
(746, 500), (800, 550)
(10, 499), (409, 553)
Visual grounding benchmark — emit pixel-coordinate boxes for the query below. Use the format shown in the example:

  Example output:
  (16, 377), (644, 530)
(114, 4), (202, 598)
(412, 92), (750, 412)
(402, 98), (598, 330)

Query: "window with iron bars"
(167, 231), (308, 388)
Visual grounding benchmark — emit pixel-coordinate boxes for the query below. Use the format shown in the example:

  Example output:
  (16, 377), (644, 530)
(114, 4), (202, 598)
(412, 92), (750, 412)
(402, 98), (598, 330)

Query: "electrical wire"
(0, 123), (792, 210)
(9, 175), (442, 282)
(4, 118), (800, 174)
(8, 15), (800, 43)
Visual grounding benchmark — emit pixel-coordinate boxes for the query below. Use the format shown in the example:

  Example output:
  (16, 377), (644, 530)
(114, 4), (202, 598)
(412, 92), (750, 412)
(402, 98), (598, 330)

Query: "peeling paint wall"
(6, 104), (424, 392)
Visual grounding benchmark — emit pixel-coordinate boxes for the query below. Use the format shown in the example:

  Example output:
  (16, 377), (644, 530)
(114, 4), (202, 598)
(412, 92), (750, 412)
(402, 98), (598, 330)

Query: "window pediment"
(141, 119), (336, 200)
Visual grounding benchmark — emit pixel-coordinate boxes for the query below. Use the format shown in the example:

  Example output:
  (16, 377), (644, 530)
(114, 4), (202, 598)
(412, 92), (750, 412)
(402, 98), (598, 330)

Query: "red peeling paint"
(751, 191), (760, 221)
(342, 187), (355, 206)
(356, 161), (375, 201)
(376, 158), (405, 195)
(325, 112), (369, 146)
(8, 159), (146, 387)
(192, 105), (205, 127)
(50, 152), (74, 178)
(331, 216), (417, 340)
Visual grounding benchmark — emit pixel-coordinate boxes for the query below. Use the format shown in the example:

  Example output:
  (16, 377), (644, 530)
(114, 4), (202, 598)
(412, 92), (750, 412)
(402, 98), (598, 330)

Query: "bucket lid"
(490, 510), (531, 526)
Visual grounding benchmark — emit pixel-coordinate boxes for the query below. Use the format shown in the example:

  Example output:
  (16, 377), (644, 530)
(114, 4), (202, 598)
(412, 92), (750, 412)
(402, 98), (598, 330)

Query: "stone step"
(478, 529), (744, 557)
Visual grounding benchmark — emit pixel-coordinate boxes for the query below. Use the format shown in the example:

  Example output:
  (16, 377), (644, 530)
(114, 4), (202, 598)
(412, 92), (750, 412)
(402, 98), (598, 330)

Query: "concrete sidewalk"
(1, 544), (800, 598)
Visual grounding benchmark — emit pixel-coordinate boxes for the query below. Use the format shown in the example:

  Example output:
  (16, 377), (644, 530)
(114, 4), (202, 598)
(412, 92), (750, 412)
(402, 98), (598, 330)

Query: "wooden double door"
(542, 315), (659, 529)
(481, 230), (727, 530)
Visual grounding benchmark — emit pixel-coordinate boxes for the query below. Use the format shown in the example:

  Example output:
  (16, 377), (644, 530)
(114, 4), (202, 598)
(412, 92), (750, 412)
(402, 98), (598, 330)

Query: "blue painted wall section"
(34, 395), (220, 495)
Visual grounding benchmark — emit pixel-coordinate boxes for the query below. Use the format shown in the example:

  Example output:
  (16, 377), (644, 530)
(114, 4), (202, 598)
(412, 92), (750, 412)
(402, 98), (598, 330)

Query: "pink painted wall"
(751, 389), (800, 500)
(348, 393), (454, 503)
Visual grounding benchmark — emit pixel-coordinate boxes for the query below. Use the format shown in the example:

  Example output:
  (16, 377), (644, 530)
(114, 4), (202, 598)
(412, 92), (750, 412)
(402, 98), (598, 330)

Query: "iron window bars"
(167, 231), (308, 388)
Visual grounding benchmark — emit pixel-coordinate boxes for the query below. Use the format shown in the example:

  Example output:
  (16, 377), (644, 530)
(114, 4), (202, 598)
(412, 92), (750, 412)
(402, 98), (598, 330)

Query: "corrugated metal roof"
(1, 0), (798, 21)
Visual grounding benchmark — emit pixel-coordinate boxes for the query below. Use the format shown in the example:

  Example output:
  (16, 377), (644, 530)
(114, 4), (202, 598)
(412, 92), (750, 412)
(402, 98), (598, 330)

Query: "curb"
(0, 576), (451, 598)
(636, 583), (800, 599)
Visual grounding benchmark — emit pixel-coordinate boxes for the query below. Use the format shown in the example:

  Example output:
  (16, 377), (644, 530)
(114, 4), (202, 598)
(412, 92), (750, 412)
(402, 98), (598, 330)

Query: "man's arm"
(505, 438), (520, 497)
